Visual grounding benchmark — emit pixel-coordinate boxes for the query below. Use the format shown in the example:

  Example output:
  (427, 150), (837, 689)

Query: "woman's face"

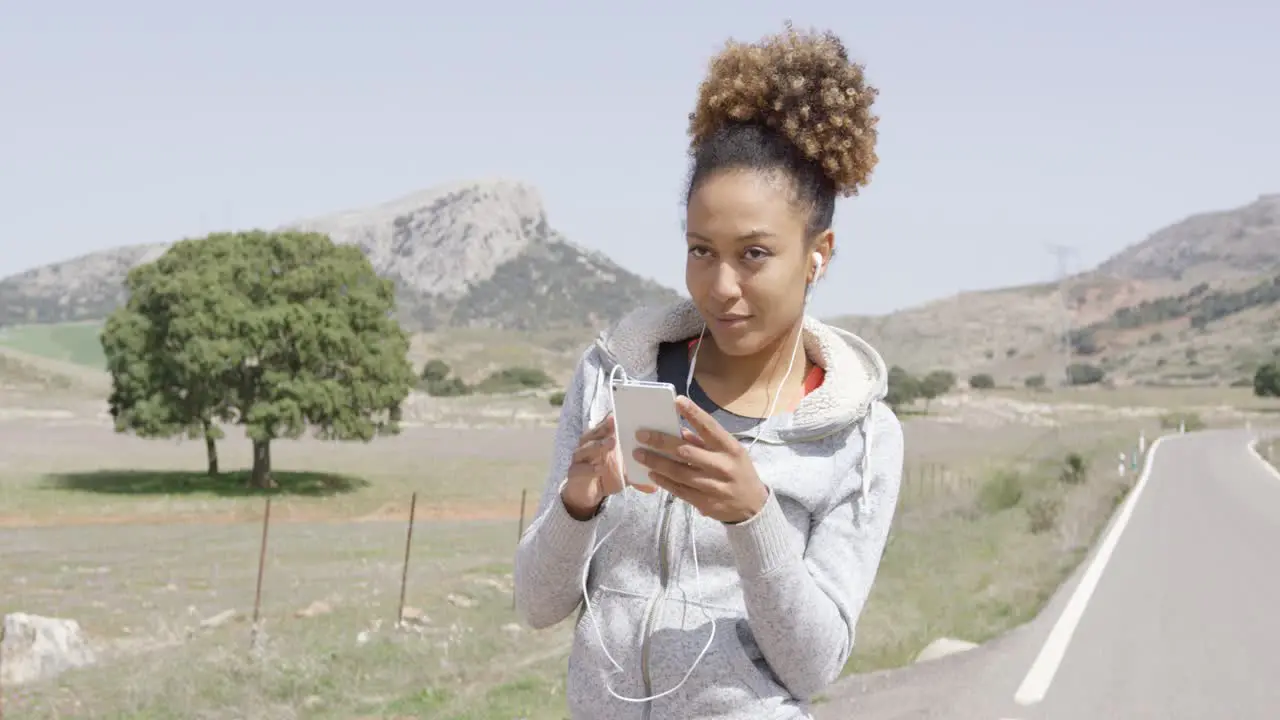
(685, 170), (832, 357)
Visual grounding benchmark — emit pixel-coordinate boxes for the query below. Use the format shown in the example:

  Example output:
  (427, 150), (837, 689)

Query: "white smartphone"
(610, 379), (683, 492)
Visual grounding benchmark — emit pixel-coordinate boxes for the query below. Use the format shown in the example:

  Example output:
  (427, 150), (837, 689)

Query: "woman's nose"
(706, 262), (743, 303)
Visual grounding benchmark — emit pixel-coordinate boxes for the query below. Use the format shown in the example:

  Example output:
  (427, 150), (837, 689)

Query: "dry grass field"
(3, 347), (1278, 718)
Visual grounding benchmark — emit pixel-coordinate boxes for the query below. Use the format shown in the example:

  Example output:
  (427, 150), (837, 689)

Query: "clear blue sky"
(3, 0), (1278, 316)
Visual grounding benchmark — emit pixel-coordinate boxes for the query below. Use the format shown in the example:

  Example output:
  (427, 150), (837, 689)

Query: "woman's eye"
(688, 247), (711, 259)
(743, 247), (771, 262)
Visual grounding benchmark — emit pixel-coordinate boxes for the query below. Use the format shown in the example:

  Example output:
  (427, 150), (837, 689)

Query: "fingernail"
(632, 449), (644, 461)
(636, 430), (651, 443)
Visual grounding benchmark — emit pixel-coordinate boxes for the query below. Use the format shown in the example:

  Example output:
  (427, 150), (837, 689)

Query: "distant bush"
(475, 366), (554, 394)
(968, 373), (995, 390)
(425, 376), (471, 397)
(1066, 363), (1105, 386)
(549, 390), (566, 407)
(419, 359), (473, 397)
(1160, 411), (1204, 432)
(1024, 374), (1046, 390)
(1059, 452), (1088, 485)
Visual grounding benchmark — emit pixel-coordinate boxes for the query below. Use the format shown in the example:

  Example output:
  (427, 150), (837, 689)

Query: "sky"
(3, 0), (1279, 317)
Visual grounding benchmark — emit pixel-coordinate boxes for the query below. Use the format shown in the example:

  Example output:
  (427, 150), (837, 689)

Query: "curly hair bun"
(688, 23), (879, 197)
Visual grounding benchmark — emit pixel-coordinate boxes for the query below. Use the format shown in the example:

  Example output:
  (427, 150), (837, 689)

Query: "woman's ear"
(809, 230), (835, 284)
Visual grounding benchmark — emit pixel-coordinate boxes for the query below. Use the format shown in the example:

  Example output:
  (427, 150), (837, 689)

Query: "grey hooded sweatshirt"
(514, 299), (904, 720)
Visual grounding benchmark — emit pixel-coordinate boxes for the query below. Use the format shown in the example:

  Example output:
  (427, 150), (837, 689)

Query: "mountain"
(1095, 194), (1280, 282)
(0, 180), (681, 332)
(832, 194), (1280, 386)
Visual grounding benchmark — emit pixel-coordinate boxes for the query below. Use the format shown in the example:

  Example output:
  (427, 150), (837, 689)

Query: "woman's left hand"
(632, 396), (770, 524)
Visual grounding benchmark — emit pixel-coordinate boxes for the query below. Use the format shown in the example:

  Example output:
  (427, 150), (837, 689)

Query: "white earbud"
(805, 253), (824, 303)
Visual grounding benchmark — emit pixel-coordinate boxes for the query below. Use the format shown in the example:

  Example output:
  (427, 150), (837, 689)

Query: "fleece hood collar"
(592, 299), (888, 440)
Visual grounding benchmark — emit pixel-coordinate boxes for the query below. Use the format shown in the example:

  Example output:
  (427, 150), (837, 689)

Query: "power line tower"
(1045, 243), (1079, 387)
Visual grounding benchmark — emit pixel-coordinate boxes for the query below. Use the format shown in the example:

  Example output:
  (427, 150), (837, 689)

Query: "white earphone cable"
(579, 255), (817, 704)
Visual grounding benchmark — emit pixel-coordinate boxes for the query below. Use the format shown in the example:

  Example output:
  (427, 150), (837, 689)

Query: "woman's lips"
(713, 314), (753, 330)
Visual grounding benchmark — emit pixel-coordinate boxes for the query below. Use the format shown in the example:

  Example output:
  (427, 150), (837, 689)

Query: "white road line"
(1246, 438), (1280, 483)
(1012, 434), (1170, 706)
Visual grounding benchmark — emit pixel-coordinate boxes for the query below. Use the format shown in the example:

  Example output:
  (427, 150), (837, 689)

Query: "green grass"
(0, 321), (106, 369)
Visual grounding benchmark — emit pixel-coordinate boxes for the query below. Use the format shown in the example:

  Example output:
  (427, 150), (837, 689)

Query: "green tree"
(917, 369), (956, 412)
(102, 262), (234, 475)
(884, 365), (919, 410)
(101, 230), (415, 489)
(1255, 361), (1280, 398)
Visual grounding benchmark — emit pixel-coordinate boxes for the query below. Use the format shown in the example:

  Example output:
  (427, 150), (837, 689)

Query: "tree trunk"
(205, 428), (219, 476)
(250, 439), (276, 489)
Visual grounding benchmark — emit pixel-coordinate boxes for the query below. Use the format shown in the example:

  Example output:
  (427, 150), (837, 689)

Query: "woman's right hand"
(562, 414), (645, 520)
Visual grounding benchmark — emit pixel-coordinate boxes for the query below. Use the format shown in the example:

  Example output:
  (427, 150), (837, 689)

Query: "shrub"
(969, 373), (995, 390)
(1027, 496), (1062, 535)
(424, 376), (470, 397)
(978, 470), (1023, 513)
(1255, 361), (1280, 398)
(1060, 452), (1088, 485)
(1160, 411), (1204, 432)
(548, 391), (566, 407)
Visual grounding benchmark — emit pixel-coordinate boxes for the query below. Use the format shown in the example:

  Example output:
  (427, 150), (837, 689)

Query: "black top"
(655, 340), (772, 434)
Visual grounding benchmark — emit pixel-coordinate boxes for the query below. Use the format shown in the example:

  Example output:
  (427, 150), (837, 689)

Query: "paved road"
(818, 429), (1280, 720)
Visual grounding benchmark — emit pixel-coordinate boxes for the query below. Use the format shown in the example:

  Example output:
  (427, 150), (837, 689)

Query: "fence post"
(397, 492), (418, 626)
(250, 496), (272, 652)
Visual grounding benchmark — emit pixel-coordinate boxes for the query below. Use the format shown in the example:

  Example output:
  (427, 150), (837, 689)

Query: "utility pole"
(1045, 243), (1079, 387)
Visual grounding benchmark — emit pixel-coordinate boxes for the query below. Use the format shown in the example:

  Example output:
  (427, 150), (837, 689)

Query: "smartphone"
(610, 379), (683, 492)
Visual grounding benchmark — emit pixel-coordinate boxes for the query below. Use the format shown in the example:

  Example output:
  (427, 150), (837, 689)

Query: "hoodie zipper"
(639, 491), (676, 716)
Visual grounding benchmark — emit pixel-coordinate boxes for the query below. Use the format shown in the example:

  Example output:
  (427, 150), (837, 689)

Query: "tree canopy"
(101, 230), (415, 488)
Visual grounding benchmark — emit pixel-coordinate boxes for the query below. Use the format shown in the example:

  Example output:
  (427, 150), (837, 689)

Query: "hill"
(0, 180), (681, 333)
(6, 186), (1279, 388)
(832, 194), (1280, 386)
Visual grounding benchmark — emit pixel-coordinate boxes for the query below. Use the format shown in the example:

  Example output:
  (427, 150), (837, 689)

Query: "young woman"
(514, 24), (903, 720)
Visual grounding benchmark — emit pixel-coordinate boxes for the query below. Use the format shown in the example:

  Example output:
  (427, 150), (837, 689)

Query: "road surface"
(818, 428), (1280, 720)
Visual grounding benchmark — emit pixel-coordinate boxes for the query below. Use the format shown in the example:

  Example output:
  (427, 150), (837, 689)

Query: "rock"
(1, 612), (97, 686)
(446, 593), (476, 609)
(913, 637), (979, 664)
(295, 600), (333, 619)
(199, 609), (240, 630)
(399, 606), (429, 626)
